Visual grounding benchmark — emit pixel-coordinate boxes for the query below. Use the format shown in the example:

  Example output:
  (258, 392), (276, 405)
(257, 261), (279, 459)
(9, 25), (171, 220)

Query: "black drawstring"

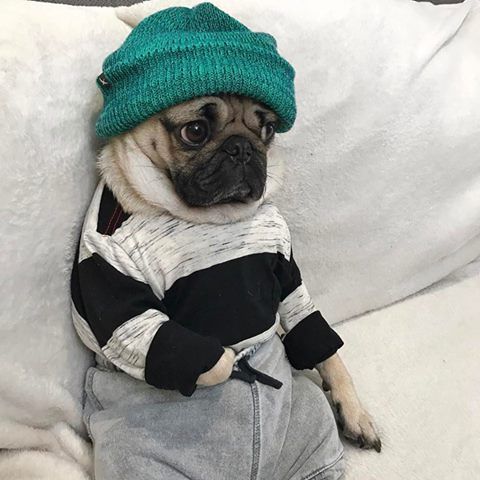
(230, 358), (283, 390)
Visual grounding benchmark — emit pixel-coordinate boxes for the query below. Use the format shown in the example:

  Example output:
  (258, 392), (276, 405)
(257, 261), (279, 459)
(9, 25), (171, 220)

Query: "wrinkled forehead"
(159, 95), (278, 127)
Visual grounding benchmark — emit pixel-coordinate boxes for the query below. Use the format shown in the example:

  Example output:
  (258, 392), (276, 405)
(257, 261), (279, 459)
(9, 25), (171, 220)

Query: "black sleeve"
(145, 322), (224, 396)
(283, 312), (344, 369)
(71, 248), (224, 396)
(275, 249), (343, 369)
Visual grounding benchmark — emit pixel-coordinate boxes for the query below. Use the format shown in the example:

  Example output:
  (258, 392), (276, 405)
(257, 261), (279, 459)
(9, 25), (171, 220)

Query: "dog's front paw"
(197, 348), (235, 387)
(332, 395), (381, 453)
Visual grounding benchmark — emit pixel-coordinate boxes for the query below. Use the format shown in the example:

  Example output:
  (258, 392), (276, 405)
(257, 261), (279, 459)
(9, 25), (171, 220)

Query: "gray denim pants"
(84, 335), (344, 480)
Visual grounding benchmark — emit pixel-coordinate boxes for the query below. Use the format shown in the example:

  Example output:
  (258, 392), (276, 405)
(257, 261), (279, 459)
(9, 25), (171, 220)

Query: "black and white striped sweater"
(71, 181), (343, 396)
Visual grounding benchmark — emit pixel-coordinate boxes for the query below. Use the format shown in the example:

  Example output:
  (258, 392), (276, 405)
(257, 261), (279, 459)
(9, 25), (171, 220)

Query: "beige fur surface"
(98, 97), (284, 224)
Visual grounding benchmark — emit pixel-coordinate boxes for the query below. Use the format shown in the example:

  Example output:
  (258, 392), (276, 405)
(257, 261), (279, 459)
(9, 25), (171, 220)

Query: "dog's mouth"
(172, 152), (267, 208)
(214, 184), (255, 205)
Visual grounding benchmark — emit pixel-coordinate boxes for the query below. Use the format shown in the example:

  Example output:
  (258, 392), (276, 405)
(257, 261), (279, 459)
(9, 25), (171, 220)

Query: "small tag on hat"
(97, 73), (112, 88)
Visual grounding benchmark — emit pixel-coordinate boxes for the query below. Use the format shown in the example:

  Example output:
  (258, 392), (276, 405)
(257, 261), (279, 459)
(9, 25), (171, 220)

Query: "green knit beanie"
(95, 2), (296, 138)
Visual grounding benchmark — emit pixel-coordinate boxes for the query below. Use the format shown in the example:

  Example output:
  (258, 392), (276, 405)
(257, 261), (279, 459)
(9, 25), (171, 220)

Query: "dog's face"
(130, 95), (278, 208)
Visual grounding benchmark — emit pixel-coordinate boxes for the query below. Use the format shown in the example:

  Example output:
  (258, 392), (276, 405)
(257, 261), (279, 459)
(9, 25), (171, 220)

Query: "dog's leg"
(316, 353), (381, 452)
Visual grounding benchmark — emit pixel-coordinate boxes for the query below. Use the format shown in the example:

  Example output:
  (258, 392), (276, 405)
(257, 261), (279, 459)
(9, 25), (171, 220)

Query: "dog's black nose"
(221, 136), (253, 163)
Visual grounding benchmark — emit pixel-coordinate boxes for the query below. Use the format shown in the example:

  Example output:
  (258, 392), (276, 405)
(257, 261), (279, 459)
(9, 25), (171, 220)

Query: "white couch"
(1, 0), (479, 479)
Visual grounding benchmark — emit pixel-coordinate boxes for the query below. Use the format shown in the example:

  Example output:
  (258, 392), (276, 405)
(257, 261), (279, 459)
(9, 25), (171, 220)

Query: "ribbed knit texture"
(95, 2), (296, 138)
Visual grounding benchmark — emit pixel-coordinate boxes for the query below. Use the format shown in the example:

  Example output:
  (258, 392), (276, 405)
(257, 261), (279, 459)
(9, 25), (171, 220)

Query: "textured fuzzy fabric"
(336, 271), (480, 479)
(1, 0), (480, 479)
(0, 1), (129, 478)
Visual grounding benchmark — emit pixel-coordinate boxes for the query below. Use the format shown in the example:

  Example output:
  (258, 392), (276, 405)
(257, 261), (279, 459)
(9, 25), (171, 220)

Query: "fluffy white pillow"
(0, 1), (128, 477)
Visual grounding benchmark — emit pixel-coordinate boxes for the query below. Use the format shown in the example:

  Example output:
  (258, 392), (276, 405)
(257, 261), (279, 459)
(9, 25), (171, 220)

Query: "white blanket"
(1, 0), (479, 478)
(337, 270), (480, 479)
(0, 1), (129, 477)
(0, 368), (92, 480)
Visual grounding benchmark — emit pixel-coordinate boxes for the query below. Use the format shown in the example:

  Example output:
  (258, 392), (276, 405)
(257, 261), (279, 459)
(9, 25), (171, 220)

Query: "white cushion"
(0, 1), (129, 477)
(336, 270), (480, 479)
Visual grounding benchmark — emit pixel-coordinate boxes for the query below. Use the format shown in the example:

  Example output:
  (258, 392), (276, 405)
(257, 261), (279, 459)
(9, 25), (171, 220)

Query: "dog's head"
(155, 94), (277, 207)
(99, 94), (283, 223)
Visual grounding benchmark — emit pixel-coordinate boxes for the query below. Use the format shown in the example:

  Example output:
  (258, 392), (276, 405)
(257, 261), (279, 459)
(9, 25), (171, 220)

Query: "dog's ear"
(115, 7), (142, 29)
(116, 2), (178, 29)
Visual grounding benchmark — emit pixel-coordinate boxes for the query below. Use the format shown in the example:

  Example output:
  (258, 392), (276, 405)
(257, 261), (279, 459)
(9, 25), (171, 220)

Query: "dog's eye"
(261, 122), (276, 142)
(180, 121), (210, 146)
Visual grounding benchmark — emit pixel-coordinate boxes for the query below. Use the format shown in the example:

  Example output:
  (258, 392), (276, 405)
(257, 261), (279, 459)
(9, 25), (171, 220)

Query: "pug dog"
(96, 93), (381, 452)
